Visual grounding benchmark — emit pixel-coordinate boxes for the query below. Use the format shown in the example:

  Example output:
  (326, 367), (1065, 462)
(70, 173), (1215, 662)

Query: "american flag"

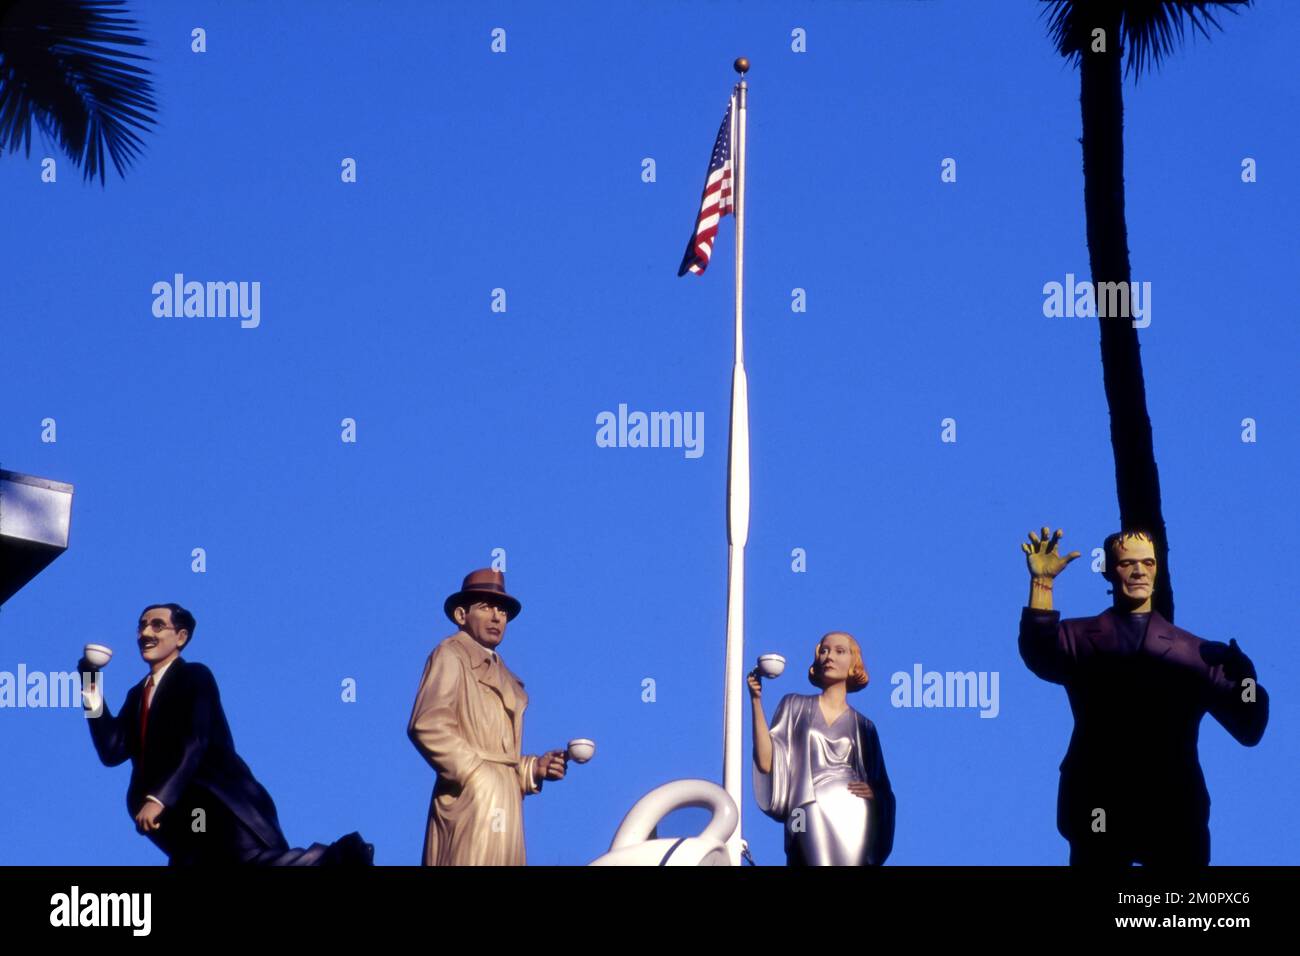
(677, 99), (734, 277)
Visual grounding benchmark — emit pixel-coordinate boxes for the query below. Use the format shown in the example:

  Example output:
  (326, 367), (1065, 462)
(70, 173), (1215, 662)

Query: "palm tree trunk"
(1078, 7), (1174, 621)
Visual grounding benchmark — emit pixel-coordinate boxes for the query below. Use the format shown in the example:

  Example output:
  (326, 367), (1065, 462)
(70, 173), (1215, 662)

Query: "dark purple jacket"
(1019, 607), (1268, 838)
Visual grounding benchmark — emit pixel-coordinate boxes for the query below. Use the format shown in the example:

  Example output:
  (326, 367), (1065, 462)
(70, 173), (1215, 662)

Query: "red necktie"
(139, 676), (155, 751)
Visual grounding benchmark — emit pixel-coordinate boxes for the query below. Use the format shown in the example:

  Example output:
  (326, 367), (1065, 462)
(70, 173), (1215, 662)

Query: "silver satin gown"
(754, 693), (896, 866)
(799, 706), (871, 865)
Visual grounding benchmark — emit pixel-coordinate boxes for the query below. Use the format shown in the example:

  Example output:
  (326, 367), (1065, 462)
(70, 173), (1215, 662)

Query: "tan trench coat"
(408, 630), (541, 865)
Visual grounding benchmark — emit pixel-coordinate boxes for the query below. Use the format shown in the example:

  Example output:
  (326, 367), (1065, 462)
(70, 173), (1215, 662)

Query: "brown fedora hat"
(443, 569), (522, 623)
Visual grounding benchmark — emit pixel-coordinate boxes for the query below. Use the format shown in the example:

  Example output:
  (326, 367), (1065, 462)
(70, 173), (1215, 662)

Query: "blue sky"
(1, 0), (1296, 866)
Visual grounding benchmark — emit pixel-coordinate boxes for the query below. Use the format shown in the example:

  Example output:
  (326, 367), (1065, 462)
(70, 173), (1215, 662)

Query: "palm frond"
(0, 0), (157, 184)
(1043, 0), (1252, 79)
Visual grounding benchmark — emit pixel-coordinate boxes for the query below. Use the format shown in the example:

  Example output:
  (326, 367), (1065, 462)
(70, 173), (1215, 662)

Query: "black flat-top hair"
(139, 603), (197, 646)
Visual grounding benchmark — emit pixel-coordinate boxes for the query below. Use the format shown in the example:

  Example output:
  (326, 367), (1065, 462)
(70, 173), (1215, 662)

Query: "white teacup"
(759, 650), (785, 681)
(757, 653), (786, 678)
(566, 738), (596, 763)
(84, 644), (113, 669)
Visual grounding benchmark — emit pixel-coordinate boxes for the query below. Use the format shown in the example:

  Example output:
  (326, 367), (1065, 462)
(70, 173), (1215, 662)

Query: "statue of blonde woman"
(749, 632), (896, 866)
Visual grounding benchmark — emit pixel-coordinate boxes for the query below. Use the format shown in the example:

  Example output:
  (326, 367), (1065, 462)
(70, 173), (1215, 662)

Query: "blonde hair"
(808, 631), (869, 693)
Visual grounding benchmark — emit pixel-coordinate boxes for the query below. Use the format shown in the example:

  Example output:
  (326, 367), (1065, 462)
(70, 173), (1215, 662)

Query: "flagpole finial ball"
(733, 57), (749, 75)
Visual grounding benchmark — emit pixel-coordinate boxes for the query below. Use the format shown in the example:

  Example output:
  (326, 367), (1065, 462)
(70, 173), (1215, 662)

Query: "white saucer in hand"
(757, 654), (785, 678)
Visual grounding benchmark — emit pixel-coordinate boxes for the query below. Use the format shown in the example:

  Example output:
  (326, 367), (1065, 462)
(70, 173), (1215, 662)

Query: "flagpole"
(722, 56), (750, 867)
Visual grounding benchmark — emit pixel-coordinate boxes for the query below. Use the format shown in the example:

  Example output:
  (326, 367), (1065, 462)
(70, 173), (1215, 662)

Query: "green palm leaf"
(0, 0), (157, 184)
(1044, 0), (1251, 78)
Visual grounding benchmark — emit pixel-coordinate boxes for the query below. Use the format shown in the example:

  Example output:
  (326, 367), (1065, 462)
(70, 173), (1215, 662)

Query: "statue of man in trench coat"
(407, 570), (567, 865)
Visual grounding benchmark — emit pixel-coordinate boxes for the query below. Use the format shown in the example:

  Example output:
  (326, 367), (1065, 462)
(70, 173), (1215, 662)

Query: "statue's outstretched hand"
(1022, 526), (1080, 580)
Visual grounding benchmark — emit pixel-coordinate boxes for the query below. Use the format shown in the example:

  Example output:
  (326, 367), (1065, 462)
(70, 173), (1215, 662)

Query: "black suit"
(1019, 607), (1269, 866)
(88, 657), (368, 865)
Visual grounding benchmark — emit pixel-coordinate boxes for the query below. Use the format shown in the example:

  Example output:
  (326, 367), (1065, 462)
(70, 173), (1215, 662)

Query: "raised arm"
(83, 665), (131, 767)
(1019, 526), (1081, 684)
(1022, 526), (1080, 612)
(752, 693), (796, 821)
(747, 670), (773, 774)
